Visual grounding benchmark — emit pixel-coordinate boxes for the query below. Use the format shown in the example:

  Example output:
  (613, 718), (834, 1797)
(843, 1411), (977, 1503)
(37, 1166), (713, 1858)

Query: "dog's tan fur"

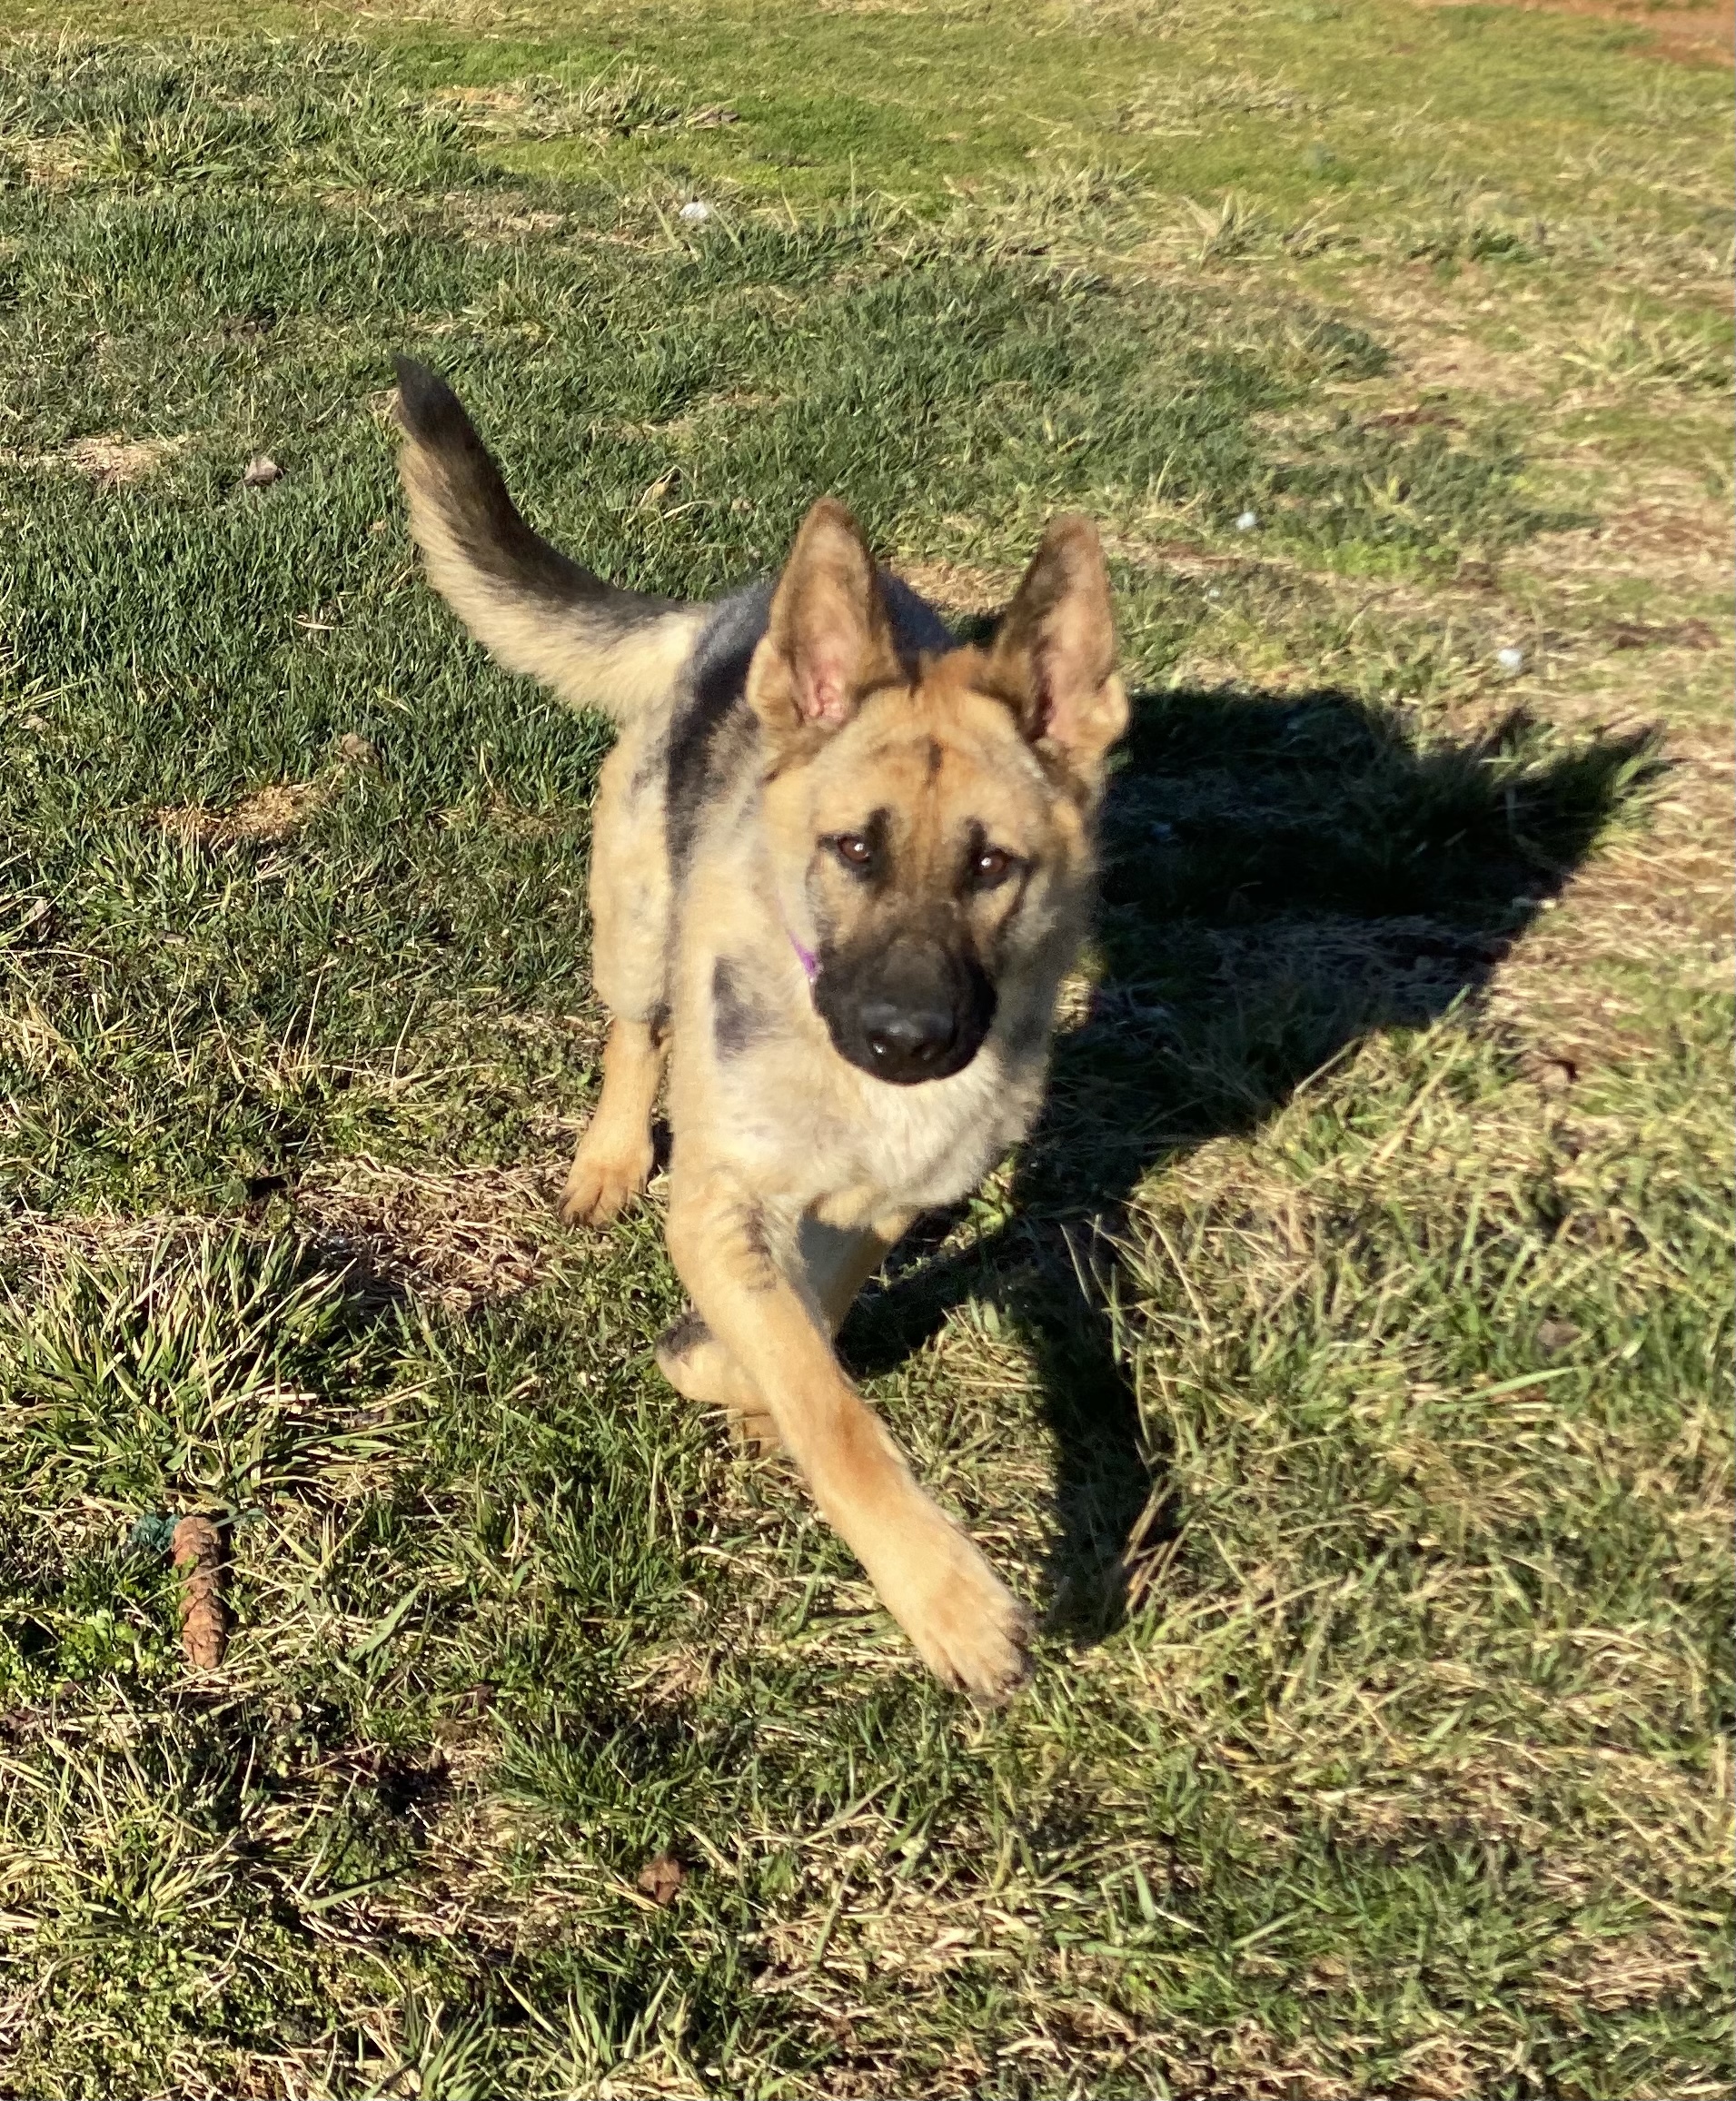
(394, 361), (1126, 1699)
(397, 412), (705, 716)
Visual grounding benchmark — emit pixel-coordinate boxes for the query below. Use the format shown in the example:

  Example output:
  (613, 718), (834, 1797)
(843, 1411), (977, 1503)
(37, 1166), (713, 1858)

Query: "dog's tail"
(392, 358), (704, 724)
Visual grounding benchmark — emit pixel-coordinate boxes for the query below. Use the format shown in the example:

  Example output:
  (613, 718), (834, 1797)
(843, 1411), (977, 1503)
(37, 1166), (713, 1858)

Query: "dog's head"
(749, 500), (1126, 1086)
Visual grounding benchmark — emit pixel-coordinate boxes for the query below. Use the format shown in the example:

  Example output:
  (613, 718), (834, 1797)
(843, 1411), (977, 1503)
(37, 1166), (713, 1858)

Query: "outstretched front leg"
(559, 1014), (665, 1227)
(657, 1209), (913, 1452)
(664, 1161), (1032, 1701)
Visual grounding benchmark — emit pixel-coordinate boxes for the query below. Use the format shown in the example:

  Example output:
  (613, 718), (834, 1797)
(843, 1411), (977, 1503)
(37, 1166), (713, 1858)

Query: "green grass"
(0, 10), (1730, 2096)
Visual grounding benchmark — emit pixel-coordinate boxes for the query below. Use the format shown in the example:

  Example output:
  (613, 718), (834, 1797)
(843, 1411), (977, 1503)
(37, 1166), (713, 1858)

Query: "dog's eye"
(832, 833), (874, 871)
(970, 845), (1014, 889)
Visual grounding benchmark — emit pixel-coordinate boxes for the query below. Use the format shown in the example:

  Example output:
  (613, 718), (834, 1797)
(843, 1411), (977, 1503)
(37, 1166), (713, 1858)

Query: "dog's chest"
(720, 1036), (1037, 1218)
(865, 1065), (1032, 1206)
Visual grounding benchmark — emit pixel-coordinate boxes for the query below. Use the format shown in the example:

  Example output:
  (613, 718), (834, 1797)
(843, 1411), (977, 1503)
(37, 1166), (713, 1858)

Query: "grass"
(0, 6), (1730, 2095)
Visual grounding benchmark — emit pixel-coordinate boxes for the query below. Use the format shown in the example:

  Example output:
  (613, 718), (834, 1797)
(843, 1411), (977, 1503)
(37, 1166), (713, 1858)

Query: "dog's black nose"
(816, 939), (996, 1085)
(860, 1000), (957, 1079)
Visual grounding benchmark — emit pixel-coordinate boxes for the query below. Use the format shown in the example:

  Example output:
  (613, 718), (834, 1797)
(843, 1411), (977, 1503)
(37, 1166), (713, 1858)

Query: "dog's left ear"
(986, 516), (1126, 781)
(749, 498), (903, 745)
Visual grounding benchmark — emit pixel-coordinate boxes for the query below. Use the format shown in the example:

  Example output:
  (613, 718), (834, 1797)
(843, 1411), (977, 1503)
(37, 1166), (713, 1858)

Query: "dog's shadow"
(838, 682), (1654, 1640)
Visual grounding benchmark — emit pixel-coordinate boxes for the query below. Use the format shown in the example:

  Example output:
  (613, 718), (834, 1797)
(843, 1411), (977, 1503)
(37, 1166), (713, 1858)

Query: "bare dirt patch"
(1403, 330), (1552, 402)
(157, 741), (382, 847)
(896, 555), (1019, 617)
(1621, 0), (1730, 64)
(1433, 0), (1736, 65)
(1513, 479), (1732, 597)
(292, 1155), (562, 1312)
(159, 779), (330, 847)
(64, 434), (185, 486)
(437, 187), (570, 241)
(159, 781), (327, 844)
(1, 433), (187, 487)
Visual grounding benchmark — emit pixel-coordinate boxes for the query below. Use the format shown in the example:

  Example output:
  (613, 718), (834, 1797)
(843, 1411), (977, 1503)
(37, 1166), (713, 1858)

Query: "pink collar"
(789, 928), (818, 984)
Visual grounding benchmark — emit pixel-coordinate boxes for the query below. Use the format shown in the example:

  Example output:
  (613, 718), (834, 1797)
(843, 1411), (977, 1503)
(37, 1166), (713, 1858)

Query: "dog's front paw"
(655, 1313), (787, 1455)
(726, 1406), (786, 1459)
(883, 1529), (1034, 1704)
(558, 1139), (652, 1227)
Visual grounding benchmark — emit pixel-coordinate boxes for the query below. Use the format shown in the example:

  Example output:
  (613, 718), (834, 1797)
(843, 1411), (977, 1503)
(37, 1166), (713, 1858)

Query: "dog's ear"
(986, 516), (1126, 780)
(749, 499), (903, 743)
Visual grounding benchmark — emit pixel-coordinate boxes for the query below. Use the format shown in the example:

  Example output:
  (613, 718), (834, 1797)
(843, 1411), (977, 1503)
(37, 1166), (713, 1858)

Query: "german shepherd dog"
(393, 360), (1126, 1700)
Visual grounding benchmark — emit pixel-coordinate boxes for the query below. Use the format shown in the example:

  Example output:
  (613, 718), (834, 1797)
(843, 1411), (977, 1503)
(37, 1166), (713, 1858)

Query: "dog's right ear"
(983, 515), (1125, 788)
(748, 499), (903, 747)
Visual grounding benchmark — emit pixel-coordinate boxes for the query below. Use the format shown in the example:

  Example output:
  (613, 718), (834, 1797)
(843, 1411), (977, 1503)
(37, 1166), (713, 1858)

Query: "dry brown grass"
(292, 1155), (564, 1311)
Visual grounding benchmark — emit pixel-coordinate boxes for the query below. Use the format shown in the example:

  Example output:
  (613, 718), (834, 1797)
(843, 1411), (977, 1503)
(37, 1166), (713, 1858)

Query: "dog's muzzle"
(812, 937), (997, 1085)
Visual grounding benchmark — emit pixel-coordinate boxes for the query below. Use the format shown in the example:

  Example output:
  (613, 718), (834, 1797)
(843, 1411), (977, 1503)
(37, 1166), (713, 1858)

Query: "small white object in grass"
(1235, 509), (1258, 531)
(1496, 645), (1524, 672)
(679, 199), (712, 223)
(1206, 586), (1222, 601)
(242, 454), (282, 489)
